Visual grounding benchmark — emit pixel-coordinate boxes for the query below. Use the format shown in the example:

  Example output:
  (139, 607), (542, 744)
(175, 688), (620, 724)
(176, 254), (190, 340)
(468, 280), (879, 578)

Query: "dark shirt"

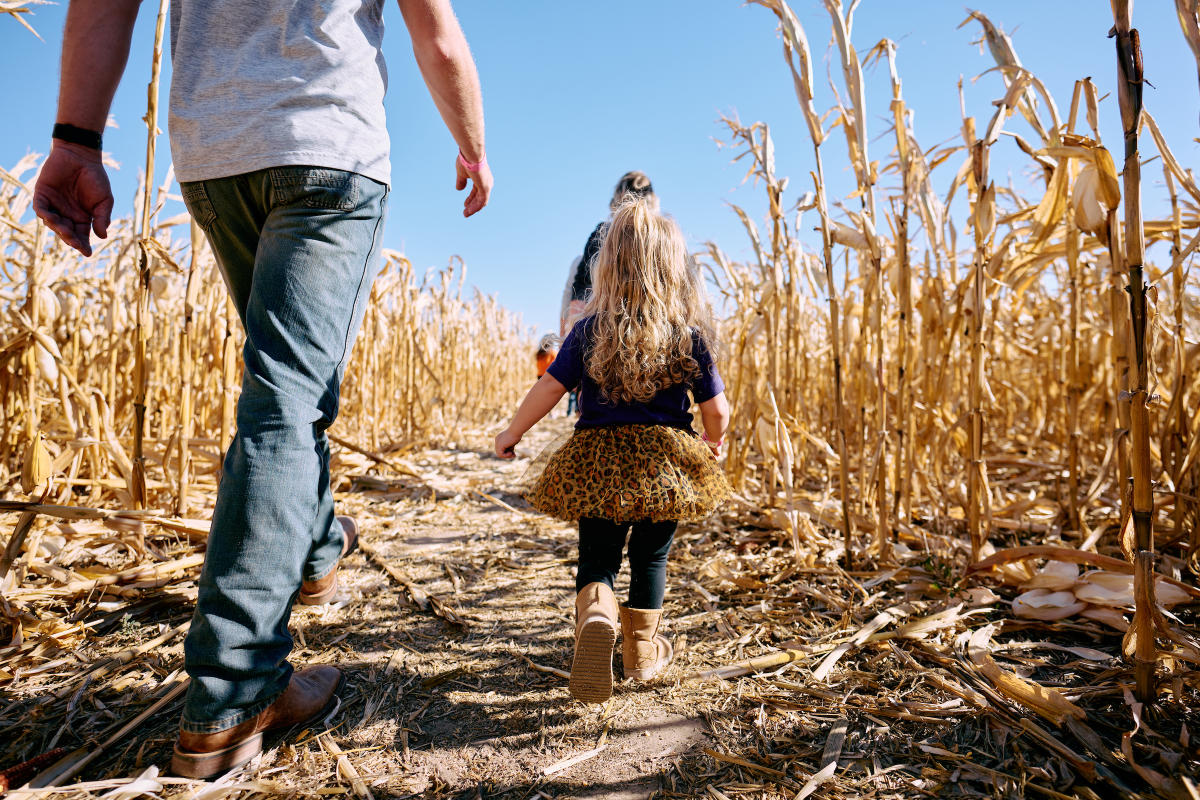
(548, 317), (724, 430)
(569, 222), (606, 302)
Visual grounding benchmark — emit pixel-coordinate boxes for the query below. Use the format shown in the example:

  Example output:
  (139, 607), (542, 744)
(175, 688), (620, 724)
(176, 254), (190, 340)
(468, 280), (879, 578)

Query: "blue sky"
(2, 1), (1196, 334)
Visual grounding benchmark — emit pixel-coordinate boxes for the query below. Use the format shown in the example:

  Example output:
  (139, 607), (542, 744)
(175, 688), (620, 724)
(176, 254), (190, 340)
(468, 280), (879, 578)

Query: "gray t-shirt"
(168, 0), (390, 185)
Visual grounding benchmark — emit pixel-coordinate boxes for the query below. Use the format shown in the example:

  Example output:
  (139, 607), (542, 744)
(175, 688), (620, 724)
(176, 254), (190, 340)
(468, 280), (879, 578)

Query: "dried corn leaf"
(812, 605), (907, 681)
(965, 625), (1087, 726)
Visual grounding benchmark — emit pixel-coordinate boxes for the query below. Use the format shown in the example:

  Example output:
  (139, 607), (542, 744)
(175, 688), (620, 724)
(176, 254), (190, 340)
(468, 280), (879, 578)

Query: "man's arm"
(398, 0), (492, 217)
(33, 0), (142, 255)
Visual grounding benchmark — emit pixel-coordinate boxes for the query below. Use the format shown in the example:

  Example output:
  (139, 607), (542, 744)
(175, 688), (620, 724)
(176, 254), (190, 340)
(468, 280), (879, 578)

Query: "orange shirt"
(536, 351), (555, 377)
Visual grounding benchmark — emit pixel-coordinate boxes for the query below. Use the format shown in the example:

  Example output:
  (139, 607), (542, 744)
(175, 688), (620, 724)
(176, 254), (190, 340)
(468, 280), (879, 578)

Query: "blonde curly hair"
(583, 198), (717, 404)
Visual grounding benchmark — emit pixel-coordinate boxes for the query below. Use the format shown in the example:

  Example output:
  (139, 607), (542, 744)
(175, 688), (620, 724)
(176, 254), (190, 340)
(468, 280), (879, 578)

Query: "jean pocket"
(181, 182), (218, 231)
(269, 167), (361, 211)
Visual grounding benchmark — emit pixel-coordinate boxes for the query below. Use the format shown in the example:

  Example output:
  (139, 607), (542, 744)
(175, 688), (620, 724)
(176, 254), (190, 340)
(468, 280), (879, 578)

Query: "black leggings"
(576, 517), (677, 609)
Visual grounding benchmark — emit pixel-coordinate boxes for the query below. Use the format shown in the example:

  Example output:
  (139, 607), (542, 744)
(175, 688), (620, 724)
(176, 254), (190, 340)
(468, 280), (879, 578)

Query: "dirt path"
(6, 413), (772, 800)
(8, 414), (1196, 797)
(308, 414), (717, 798)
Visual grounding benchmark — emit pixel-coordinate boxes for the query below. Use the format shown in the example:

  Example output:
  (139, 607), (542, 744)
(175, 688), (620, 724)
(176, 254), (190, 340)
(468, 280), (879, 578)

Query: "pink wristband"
(458, 150), (487, 172)
(701, 432), (724, 448)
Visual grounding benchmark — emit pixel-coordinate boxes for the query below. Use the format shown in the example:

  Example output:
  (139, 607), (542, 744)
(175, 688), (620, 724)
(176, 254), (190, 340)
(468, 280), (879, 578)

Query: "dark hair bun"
(611, 171), (655, 209)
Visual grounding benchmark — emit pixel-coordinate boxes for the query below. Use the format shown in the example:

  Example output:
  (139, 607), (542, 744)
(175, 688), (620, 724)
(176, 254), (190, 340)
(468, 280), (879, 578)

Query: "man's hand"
(36, 0), (140, 255)
(495, 427), (520, 459)
(34, 142), (113, 257)
(456, 154), (492, 217)
(400, 0), (490, 217)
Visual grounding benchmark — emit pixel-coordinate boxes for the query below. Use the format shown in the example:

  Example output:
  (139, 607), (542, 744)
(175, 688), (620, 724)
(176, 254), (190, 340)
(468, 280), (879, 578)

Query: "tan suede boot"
(620, 606), (674, 681)
(569, 582), (619, 703)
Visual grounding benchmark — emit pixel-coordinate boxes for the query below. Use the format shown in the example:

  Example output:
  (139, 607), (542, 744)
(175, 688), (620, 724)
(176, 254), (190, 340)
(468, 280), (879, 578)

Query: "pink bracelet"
(701, 432), (724, 449)
(458, 150), (487, 172)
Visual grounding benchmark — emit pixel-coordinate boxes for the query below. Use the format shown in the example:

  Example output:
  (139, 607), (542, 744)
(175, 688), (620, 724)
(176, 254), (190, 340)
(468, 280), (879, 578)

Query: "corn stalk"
(954, 42), (1035, 563)
(175, 222), (201, 514)
(881, 40), (915, 529)
(131, 0), (169, 508)
(1110, 0), (1158, 704)
(823, 0), (890, 559)
(1163, 169), (1190, 555)
(963, 118), (993, 564)
(1063, 82), (1086, 535)
(750, 0), (854, 561)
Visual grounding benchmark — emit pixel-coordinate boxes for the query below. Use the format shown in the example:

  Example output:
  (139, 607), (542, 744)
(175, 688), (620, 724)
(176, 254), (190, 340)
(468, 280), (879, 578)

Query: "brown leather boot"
(171, 665), (343, 778)
(299, 516), (359, 605)
(620, 606), (674, 681)
(568, 582), (619, 703)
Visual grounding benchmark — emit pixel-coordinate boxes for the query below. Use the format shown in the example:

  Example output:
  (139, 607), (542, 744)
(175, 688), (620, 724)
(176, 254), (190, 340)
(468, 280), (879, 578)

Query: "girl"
(495, 198), (731, 704)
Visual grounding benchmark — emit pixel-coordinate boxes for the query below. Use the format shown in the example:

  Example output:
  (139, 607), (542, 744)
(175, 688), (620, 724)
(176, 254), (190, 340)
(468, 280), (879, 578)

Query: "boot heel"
(569, 619), (616, 703)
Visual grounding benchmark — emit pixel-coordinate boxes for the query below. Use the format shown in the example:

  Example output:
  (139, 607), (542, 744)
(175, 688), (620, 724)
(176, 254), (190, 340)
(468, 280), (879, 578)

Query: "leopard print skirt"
(521, 425), (732, 523)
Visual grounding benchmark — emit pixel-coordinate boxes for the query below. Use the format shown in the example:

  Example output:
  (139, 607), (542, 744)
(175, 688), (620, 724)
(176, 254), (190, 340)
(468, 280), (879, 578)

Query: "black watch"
(52, 123), (103, 151)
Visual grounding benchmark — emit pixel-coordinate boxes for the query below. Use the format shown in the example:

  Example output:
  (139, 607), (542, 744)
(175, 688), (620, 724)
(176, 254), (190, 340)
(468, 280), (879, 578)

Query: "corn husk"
(1081, 604), (1130, 631)
(1072, 571), (1191, 609)
(1019, 560), (1078, 591)
(1071, 164), (1107, 234)
(1012, 589), (1087, 620)
(20, 433), (52, 494)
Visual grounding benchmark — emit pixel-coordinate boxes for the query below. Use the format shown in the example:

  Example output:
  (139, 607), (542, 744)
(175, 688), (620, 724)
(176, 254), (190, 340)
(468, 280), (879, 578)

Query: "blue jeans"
(178, 167), (387, 733)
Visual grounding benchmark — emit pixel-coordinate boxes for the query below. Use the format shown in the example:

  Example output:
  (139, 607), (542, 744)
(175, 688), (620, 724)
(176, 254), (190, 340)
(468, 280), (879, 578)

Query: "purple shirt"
(548, 317), (725, 430)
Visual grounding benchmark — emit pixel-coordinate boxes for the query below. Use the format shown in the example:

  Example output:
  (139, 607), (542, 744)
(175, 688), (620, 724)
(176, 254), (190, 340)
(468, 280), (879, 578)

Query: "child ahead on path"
(535, 333), (559, 381)
(495, 198), (731, 703)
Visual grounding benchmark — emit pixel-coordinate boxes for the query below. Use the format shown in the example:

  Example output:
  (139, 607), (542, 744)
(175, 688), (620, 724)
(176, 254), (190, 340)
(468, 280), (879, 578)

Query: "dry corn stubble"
(714, 0), (1199, 705)
(0, 147), (532, 608)
(0, 1), (1199, 796)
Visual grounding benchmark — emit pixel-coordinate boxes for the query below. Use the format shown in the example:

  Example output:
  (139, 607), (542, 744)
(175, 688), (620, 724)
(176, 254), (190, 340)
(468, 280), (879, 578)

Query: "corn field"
(2, 0), (1200, 797)
(0, 161), (531, 509)
(703, 0), (1200, 702)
